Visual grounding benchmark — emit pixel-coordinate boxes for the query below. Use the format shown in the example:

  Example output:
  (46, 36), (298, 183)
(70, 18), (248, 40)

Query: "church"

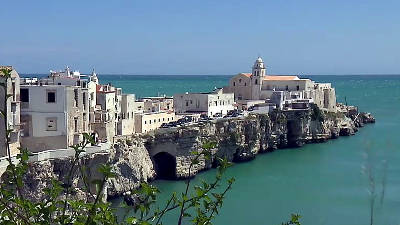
(223, 57), (337, 112)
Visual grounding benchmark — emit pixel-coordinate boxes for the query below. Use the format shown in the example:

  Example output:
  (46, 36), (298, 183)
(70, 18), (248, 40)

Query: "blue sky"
(1, 0), (399, 75)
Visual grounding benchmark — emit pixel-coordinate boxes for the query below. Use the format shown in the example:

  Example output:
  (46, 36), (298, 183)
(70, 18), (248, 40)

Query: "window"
(186, 101), (189, 106)
(46, 118), (57, 131)
(244, 82), (247, 86)
(47, 90), (56, 103)
(239, 79), (242, 83)
(255, 79), (258, 85)
(145, 121), (147, 124)
(83, 113), (87, 130)
(297, 85), (300, 91)
(233, 82), (236, 86)
(74, 89), (78, 107)
(21, 89), (29, 102)
(12, 82), (15, 101)
(83, 93), (87, 110)
(74, 118), (78, 133)
(286, 85), (289, 91)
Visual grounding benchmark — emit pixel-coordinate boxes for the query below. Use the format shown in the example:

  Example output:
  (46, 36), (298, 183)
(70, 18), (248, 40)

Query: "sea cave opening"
(153, 152), (176, 180)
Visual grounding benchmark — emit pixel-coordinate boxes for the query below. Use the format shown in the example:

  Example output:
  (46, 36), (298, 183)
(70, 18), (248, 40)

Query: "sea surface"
(100, 75), (400, 224)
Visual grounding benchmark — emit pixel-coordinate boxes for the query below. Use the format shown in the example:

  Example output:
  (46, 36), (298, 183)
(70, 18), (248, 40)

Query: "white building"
(139, 96), (174, 113)
(223, 57), (337, 112)
(174, 88), (235, 117)
(92, 84), (118, 142)
(19, 79), (90, 152)
(134, 111), (176, 133)
(118, 94), (136, 135)
(132, 96), (176, 133)
(0, 66), (21, 157)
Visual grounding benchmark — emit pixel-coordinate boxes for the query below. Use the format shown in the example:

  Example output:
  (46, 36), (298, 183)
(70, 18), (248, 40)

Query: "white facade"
(19, 84), (90, 152)
(174, 88), (235, 117)
(118, 94), (136, 135)
(134, 112), (176, 133)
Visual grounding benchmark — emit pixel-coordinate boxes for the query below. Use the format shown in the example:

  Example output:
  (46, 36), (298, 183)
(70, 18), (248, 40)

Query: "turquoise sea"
(101, 74), (400, 225)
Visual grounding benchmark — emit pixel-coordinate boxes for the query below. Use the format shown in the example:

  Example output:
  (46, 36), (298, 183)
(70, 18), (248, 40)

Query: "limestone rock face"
(15, 104), (375, 200)
(16, 137), (155, 201)
(144, 106), (375, 179)
(107, 138), (155, 196)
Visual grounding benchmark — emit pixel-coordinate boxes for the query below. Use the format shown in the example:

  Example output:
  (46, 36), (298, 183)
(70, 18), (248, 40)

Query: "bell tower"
(251, 56), (266, 99)
(252, 56), (266, 78)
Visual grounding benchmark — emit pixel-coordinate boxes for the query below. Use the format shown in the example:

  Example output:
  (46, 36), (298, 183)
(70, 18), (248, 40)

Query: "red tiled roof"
(241, 73), (252, 77)
(263, 75), (299, 81)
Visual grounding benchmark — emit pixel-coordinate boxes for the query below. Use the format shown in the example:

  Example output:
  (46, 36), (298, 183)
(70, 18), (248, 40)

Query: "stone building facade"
(223, 57), (337, 112)
(19, 78), (90, 152)
(0, 66), (21, 157)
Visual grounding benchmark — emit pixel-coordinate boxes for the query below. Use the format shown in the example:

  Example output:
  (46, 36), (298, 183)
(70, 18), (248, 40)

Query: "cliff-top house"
(174, 88), (235, 117)
(19, 67), (90, 152)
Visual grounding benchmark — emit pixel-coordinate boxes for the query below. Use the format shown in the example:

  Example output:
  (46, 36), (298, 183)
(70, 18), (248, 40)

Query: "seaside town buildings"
(0, 57), (338, 156)
(223, 57), (337, 112)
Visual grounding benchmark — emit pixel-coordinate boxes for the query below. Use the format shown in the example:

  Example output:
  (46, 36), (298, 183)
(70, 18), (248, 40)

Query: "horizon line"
(20, 73), (400, 77)
(19, 73), (400, 76)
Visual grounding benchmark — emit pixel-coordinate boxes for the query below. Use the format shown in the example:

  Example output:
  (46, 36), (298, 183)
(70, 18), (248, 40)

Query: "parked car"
(160, 123), (169, 128)
(168, 121), (178, 127)
(199, 114), (211, 121)
(177, 118), (186, 125)
(184, 116), (192, 123)
(213, 113), (222, 118)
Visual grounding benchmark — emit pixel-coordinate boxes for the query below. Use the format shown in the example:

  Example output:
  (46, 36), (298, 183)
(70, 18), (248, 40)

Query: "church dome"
(253, 57), (265, 69)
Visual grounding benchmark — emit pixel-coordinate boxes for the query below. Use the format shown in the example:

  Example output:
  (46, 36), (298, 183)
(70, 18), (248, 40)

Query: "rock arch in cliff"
(152, 152), (176, 179)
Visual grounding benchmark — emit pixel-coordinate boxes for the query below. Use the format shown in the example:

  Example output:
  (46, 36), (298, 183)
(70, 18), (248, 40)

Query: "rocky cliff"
(16, 105), (375, 200)
(145, 106), (375, 179)
(21, 136), (155, 201)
